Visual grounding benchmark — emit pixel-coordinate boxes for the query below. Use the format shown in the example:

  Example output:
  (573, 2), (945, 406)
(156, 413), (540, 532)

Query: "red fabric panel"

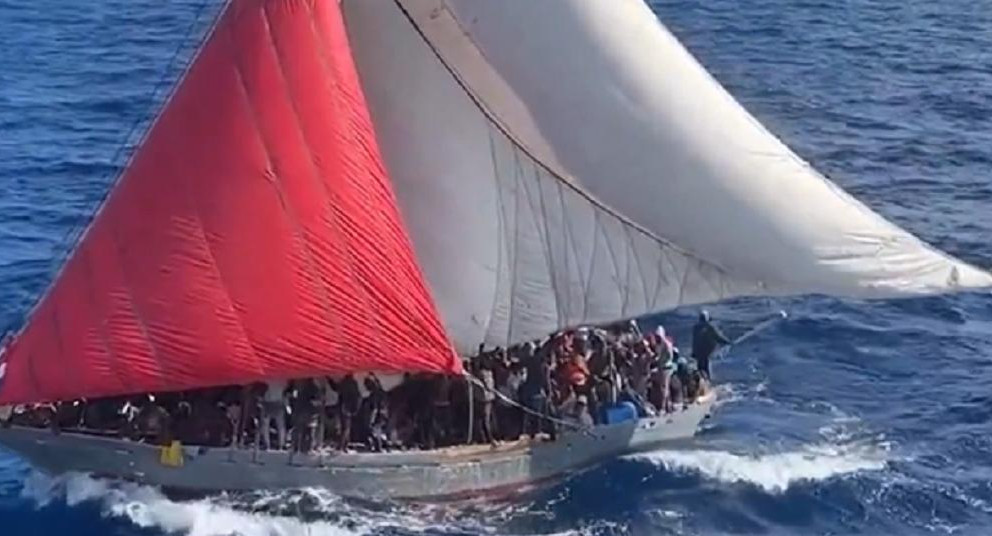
(0, 0), (459, 404)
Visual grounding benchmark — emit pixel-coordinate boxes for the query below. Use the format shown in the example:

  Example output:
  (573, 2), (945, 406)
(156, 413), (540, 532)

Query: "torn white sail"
(343, 0), (991, 354)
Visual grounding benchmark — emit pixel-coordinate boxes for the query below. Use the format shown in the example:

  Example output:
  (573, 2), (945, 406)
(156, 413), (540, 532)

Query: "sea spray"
(19, 472), (401, 536)
(627, 442), (888, 493)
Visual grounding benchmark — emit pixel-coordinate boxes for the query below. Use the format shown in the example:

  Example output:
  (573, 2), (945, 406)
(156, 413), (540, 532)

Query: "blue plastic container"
(602, 402), (638, 425)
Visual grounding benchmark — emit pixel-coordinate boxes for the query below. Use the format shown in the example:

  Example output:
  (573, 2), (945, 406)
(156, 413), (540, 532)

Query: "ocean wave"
(19, 472), (400, 536)
(16, 471), (604, 536)
(626, 442), (888, 493)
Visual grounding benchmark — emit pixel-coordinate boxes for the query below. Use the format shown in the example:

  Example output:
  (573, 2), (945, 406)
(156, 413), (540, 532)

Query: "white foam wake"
(20, 472), (419, 536)
(17, 470), (630, 536)
(628, 443), (888, 493)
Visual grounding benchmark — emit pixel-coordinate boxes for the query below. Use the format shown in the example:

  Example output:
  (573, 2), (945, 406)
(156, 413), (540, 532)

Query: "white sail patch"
(481, 124), (761, 347)
(343, 0), (764, 353)
(362, 0), (990, 326)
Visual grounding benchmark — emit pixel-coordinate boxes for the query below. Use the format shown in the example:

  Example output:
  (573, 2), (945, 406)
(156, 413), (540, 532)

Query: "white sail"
(342, 0), (991, 354)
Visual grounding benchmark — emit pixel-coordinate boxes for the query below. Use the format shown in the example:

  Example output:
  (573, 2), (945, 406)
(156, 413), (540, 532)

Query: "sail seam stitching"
(531, 161), (565, 329)
(49, 309), (72, 398)
(622, 231), (635, 315)
(598, 217), (628, 317)
(506, 140), (524, 346)
(582, 211), (600, 319)
(623, 224), (652, 314)
(160, 11), (268, 379)
(658, 250), (680, 306)
(247, 4), (345, 372)
(264, 1), (367, 364)
(676, 257), (691, 306)
(301, 0), (383, 363)
(80, 247), (129, 392)
(484, 127), (507, 348)
(26, 350), (42, 402)
(389, 0), (737, 279)
(557, 181), (585, 322)
(517, 144), (563, 333)
(108, 215), (171, 391)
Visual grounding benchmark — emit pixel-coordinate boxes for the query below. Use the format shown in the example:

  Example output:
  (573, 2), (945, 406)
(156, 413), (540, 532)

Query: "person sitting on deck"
(691, 310), (731, 381)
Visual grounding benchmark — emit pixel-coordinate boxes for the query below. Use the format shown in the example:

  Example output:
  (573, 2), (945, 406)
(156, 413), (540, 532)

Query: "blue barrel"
(602, 402), (638, 424)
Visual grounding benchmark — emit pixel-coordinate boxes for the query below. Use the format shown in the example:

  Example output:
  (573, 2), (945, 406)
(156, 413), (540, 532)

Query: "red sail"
(0, 0), (460, 404)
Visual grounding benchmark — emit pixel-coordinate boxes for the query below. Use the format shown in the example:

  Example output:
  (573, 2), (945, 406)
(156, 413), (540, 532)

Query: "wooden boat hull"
(0, 393), (714, 500)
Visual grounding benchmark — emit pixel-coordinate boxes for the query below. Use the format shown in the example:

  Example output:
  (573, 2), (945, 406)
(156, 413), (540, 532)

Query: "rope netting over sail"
(0, 0), (459, 405)
(342, 0), (992, 355)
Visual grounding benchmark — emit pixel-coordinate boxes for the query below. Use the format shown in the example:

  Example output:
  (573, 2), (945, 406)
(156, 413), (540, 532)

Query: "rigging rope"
(715, 309), (788, 359)
(462, 371), (596, 436)
(24, 0), (227, 328)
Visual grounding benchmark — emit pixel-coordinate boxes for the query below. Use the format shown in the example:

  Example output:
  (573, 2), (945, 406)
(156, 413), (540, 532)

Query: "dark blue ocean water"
(1, 1), (991, 535)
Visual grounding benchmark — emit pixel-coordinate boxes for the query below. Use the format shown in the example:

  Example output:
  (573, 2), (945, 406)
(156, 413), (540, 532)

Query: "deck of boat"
(0, 392), (715, 499)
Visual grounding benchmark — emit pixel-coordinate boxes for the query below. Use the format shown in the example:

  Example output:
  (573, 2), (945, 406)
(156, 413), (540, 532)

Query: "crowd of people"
(0, 312), (731, 455)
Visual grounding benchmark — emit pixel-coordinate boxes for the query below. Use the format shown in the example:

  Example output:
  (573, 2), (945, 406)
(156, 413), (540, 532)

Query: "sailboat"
(0, 0), (988, 500)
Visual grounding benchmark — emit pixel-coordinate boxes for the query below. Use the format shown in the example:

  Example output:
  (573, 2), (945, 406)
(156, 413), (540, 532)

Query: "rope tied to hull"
(462, 372), (595, 436)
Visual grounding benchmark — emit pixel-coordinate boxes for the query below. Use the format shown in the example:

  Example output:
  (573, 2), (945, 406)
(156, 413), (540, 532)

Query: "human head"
(574, 335), (588, 354)
(699, 310), (711, 323)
